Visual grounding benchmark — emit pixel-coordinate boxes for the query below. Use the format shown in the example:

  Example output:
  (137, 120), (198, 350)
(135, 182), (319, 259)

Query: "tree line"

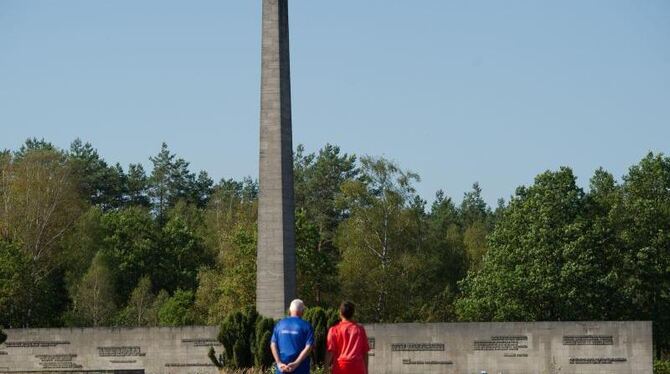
(0, 138), (668, 356)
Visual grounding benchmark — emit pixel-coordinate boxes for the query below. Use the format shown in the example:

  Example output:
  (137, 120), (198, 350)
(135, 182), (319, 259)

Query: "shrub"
(215, 307), (336, 371)
(217, 307), (259, 369)
(326, 308), (340, 328)
(311, 367), (328, 374)
(254, 317), (275, 368)
(304, 307), (328, 366)
(0, 328), (6, 345)
(656, 360), (670, 374)
(304, 307), (340, 366)
(208, 347), (223, 369)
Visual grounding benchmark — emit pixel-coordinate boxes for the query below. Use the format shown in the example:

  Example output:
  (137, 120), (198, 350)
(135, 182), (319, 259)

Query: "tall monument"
(256, 0), (297, 319)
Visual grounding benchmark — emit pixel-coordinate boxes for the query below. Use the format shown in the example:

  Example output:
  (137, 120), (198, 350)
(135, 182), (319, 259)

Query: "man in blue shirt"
(270, 299), (314, 373)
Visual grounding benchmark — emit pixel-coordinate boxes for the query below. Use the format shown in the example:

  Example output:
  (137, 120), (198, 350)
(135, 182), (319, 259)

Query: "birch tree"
(337, 156), (420, 321)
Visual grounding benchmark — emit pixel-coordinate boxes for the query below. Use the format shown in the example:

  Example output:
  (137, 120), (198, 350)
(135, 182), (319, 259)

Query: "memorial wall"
(0, 321), (652, 374)
(0, 326), (220, 374)
(366, 321), (652, 374)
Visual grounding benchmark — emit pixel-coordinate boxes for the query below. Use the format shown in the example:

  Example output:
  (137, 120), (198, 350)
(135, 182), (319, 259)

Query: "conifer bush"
(656, 360), (670, 374)
(217, 307), (259, 369)
(326, 308), (340, 329)
(214, 307), (338, 370)
(208, 347), (223, 369)
(253, 317), (275, 368)
(304, 307), (340, 366)
(303, 307), (328, 365)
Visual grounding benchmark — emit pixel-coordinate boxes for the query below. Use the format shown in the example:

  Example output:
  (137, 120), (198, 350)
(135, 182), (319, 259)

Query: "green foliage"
(337, 156), (423, 322)
(148, 143), (213, 219)
(100, 207), (158, 302)
(0, 146), (84, 326)
(194, 225), (257, 324)
(193, 179), (258, 324)
(618, 153), (670, 352)
(0, 328), (6, 344)
(101, 207), (210, 304)
(14, 138), (58, 159)
(254, 317), (275, 368)
(214, 310), (275, 370)
(419, 191), (469, 321)
(463, 221), (488, 271)
(459, 182), (490, 227)
(456, 168), (599, 321)
(156, 214), (212, 293)
(157, 290), (196, 326)
(303, 307), (329, 366)
(217, 308), (259, 369)
(294, 144), (359, 306)
(0, 240), (32, 326)
(148, 290), (170, 326)
(208, 346), (223, 369)
(3, 138), (670, 357)
(296, 211), (338, 308)
(456, 154), (670, 354)
(69, 252), (117, 327)
(61, 208), (105, 290)
(232, 341), (247, 368)
(126, 164), (151, 208)
(116, 276), (155, 326)
(655, 360), (670, 374)
(68, 139), (126, 210)
(326, 308), (340, 328)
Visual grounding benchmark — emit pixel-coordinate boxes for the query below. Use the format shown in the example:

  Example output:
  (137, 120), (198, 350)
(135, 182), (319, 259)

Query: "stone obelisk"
(256, 0), (297, 319)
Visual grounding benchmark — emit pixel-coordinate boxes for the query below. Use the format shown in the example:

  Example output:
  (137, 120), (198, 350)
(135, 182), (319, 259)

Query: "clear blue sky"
(1, 1), (668, 206)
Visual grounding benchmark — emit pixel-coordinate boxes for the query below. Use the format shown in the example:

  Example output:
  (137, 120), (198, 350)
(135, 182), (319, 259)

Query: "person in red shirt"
(326, 301), (370, 374)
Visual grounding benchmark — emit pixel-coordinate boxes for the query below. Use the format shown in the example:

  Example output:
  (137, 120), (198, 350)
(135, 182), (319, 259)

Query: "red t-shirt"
(327, 321), (370, 374)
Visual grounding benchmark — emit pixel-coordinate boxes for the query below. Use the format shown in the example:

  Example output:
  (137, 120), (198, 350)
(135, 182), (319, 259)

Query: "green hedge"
(656, 360), (670, 374)
(217, 307), (259, 369)
(213, 307), (339, 370)
(303, 307), (340, 367)
(213, 308), (276, 370)
(254, 317), (275, 368)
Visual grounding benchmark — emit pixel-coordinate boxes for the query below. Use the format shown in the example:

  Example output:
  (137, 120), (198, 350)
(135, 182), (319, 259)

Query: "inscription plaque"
(5, 341), (70, 348)
(98, 347), (145, 357)
(181, 338), (221, 347)
(569, 357), (627, 364)
(35, 353), (82, 369)
(402, 359), (453, 365)
(35, 354), (78, 360)
(504, 353), (529, 357)
(164, 363), (216, 367)
(474, 336), (528, 351)
(563, 335), (614, 345)
(391, 343), (444, 352)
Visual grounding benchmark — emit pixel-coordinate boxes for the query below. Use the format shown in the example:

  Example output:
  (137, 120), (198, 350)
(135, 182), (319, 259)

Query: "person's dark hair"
(339, 301), (355, 320)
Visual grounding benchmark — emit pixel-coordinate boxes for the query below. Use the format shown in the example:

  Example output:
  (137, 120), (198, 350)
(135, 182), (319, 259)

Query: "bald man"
(270, 299), (314, 374)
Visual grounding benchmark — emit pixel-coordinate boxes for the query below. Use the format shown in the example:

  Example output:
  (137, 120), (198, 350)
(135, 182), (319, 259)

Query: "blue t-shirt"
(271, 316), (314, 374)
